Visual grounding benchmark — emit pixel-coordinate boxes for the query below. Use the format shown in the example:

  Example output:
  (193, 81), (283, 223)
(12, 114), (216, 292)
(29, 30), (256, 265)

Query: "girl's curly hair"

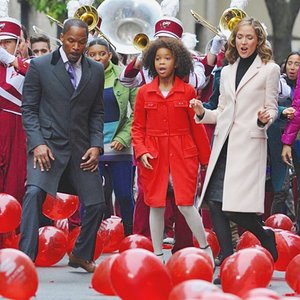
(142, 38), (193, 79)
(226, 17), (273, 64)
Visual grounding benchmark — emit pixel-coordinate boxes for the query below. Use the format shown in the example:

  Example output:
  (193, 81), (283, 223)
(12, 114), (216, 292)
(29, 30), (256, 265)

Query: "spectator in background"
(269, 52), (300, 221)
(16, 25), (32, 59)
(30, 34), (51, 57)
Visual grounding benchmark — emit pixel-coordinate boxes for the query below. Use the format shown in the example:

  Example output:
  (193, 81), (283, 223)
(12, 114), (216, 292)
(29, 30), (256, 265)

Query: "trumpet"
(133, 33), (150, 52)
(191, 8), (247, 38)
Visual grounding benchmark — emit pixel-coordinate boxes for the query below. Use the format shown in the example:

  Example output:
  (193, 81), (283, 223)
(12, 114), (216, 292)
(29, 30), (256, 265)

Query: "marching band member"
(0, 17), (29, 249)
(0, 17), (28, 204)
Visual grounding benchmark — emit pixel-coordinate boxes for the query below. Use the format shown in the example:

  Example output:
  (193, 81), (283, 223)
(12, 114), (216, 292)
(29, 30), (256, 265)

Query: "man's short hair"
(62, 18), (88, 37)
(30, 34), (51, 50)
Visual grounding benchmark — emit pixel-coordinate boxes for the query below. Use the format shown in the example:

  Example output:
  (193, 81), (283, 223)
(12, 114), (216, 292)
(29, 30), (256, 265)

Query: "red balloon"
(285, 254), (300, 294)
(91, 254), (119, 295)
(274, 230), (300, 271)
(167, 247), (214, 271)
(221, 248), (274, 297)
(168, 279), (220, 300)
(66, 226), (104, 261)
(236, 230), (261, 251)
(193, 228), (220, 258)
(265, 214), (293, 231)
(198, 292), (242, 300)
(42, 193), (79, 221)
(1, 231), (20, 249)
(166, 248), (213, 285)
(111, 248), (172, 300)
(98, 216), (125, 253)
(0, 248), (38, 300)
(0, 193), (22, 233)
(35, 226), (67, 267)
(243, 287), (281, 299)
(119, 234), (153, 253)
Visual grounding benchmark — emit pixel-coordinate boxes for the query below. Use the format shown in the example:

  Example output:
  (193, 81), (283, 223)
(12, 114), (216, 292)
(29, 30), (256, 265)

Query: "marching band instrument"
(74, 5), (116, 50)
(133, 33), (150, 52)
(191, 8), (247, 38)
(32, 25), (62, 48)
(97, 0), (162, 54)
(47, 15), (63, 28)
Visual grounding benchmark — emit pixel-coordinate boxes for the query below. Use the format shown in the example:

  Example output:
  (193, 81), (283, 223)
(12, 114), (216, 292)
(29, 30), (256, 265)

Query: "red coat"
(132, 76), (211, 207)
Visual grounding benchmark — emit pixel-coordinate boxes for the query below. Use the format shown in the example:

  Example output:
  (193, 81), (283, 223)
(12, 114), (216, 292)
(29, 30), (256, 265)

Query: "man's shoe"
(68, 253), (96, 273)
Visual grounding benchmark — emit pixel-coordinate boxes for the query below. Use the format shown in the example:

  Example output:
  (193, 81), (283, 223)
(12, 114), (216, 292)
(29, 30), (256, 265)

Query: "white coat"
(196, 55), (280, 213)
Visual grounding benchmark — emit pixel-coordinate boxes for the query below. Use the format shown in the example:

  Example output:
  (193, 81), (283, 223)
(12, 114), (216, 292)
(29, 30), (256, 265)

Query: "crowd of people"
(0, 3), (300, 283)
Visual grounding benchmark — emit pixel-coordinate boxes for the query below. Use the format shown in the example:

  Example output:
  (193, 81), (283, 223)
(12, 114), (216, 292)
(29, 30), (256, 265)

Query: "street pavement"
(1, 249), (295, 300)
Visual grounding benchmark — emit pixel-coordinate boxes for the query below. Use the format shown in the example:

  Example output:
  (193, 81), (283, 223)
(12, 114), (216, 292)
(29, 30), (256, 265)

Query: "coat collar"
(146, 76), (186, 98)
(50, 47), (92, 99)
(229, 54), (263, 95)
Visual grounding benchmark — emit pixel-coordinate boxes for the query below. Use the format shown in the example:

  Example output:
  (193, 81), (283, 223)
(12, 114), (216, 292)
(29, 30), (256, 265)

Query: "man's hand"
(111, 140), (124, 151)
(80, 147), (100, 172)
(33, 144), (55, 172)
(189, 98), (205, 117)
(140, 153), (153, 170)
(282, 144), (293, 166)
(0, 47), (16, 66)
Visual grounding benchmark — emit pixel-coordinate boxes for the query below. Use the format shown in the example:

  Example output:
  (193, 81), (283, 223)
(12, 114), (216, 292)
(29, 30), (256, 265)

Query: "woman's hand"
(189, 98), (205, 116)
(282, 144), (293, 166)
(257, 109), (271, 125)
(140, 153), (153, 170)
(282, 107), (296, 120)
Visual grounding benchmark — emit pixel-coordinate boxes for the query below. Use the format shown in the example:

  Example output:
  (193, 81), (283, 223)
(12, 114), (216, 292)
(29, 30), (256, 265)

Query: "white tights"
(149, 205), (214, 266)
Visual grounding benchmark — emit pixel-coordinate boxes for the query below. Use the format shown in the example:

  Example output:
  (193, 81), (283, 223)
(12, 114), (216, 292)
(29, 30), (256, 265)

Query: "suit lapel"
(51, 50), (74, 95)
(236, 55), (262, 95)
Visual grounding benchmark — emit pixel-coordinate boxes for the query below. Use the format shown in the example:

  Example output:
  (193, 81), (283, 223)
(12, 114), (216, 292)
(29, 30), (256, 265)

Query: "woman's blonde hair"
(225, 17), (272, 64)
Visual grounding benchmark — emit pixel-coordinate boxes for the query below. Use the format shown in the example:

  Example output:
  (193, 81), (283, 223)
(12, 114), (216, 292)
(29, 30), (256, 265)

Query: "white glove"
(0, 47), (16, 65)
(210, 35), (226, 55)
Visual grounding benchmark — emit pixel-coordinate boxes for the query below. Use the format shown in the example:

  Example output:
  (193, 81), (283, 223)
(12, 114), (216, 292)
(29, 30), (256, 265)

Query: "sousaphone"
(97, 0), (162, 54)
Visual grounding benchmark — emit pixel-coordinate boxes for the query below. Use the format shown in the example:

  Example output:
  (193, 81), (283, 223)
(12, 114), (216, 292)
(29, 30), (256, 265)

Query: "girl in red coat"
(132, 38), (213, 264)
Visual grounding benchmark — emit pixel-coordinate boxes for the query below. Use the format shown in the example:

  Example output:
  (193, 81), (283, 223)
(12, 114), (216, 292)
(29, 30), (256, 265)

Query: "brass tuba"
(74, 5), (116, 50)
(191, 7), (247, 39)
(97, 0), (162, 54)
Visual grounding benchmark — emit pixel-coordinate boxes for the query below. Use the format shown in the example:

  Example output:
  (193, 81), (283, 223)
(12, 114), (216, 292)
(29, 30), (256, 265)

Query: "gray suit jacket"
(22, 48), (105, 206)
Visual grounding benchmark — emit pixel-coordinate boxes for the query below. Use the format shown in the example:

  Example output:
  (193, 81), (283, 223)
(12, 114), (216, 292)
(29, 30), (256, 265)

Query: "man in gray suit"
(19, 18), (106, 273)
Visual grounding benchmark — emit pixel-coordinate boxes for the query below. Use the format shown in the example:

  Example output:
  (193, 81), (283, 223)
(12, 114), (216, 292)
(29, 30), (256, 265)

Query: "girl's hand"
(111, 140), (124, 151)
(282, 144), (293, 166)
(189, 98), (205, 116)
(257, 109), (271, 125)
(282, 107), (296, 120)
(140, 153), (153, 170)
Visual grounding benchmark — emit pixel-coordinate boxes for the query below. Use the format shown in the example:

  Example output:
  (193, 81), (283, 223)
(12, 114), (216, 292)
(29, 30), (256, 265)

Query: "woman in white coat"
(190, 17), (279, 267)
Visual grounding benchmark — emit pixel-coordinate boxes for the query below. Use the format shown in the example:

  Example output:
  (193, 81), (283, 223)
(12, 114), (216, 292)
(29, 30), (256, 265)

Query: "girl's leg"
(110, 161), (135, 236)
(177, 205), (214, 266)
(225, 211), (278, 261)
(149, 207), (165, 262)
